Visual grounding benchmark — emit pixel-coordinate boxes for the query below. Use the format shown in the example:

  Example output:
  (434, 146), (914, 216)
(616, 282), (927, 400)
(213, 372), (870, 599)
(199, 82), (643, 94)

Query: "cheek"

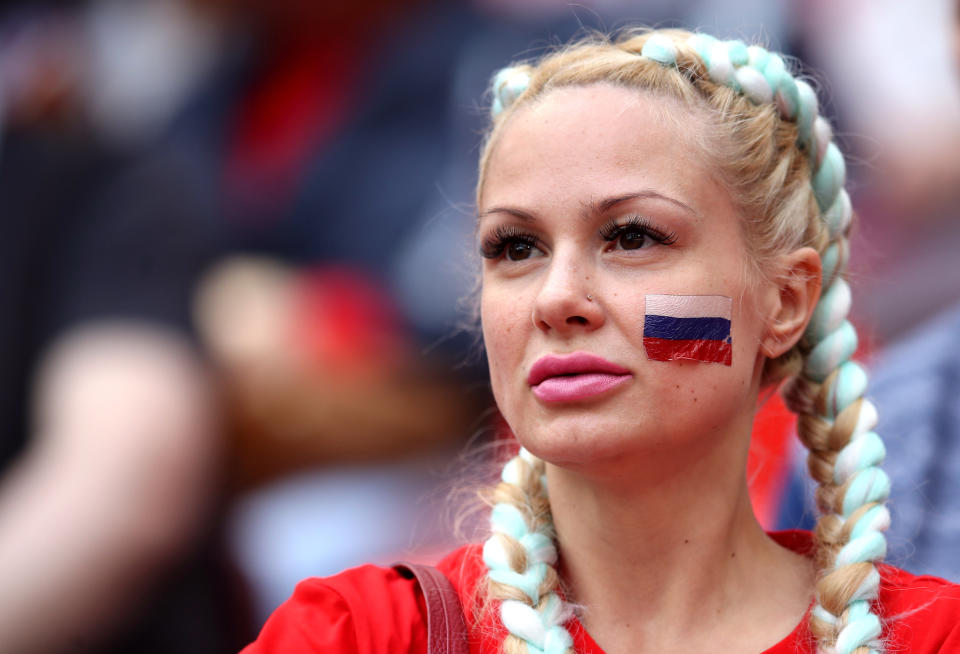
(621, 287), (649, 347)
(480, 287), (526, 394)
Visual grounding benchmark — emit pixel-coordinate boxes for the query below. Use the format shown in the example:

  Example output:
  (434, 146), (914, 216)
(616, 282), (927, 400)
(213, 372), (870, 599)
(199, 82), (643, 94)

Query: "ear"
(760, 247), (822, 358)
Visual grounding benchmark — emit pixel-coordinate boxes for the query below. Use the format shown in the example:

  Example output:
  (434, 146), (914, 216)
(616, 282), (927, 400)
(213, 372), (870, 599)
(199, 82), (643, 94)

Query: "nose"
(531, 254), (605, 335)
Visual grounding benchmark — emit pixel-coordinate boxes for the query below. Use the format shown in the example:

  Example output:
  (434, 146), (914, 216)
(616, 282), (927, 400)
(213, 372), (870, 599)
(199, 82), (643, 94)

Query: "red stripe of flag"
(643, 337), (732, 366)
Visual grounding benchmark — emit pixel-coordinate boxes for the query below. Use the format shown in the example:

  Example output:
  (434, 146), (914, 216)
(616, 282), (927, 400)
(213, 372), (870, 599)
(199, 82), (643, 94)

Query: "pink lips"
(527, 352), (632, 403)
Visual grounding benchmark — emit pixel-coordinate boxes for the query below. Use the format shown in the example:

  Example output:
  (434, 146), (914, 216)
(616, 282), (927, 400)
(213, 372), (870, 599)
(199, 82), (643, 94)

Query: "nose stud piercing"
(587, 294), (593, 301)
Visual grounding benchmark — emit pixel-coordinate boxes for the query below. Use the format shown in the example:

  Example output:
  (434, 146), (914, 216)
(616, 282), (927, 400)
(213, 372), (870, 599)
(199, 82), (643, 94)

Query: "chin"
(514, 394), (739, 473)
(513, 410), (656, 468)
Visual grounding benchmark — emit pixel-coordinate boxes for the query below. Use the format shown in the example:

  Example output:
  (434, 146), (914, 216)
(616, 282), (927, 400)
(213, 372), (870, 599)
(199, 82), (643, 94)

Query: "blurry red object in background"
(292, 266), (410, 381)
(748, 392), (797, 530)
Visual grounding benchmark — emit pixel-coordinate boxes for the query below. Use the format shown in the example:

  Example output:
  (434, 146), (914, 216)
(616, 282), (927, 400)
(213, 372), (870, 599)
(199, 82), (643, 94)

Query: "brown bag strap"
(393, 563), (469, 654)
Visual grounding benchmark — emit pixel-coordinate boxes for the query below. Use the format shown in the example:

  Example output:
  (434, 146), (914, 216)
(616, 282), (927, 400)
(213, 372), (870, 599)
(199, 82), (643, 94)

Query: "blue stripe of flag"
(644, 315), (731, 341)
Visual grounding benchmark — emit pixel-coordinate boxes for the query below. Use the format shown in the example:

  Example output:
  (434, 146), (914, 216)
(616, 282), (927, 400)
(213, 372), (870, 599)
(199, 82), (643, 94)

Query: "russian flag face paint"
(643, 295), (733, 366)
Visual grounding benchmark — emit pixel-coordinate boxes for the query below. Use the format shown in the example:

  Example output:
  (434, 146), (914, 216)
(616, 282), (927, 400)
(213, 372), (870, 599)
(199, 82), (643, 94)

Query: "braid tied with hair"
(484, 448), (574, 654)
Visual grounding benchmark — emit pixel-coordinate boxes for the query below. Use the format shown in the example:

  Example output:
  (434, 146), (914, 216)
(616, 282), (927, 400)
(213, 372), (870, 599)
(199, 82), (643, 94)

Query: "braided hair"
(477, 29), (889, 654)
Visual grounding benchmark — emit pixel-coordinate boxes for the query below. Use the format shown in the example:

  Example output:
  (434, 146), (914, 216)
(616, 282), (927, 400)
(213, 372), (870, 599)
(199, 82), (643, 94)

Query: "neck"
(545, 432), (813, 653)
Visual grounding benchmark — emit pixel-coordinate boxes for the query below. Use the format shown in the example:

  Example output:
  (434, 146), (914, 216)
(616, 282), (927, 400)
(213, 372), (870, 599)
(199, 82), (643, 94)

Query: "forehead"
(480, 83), (719, 213)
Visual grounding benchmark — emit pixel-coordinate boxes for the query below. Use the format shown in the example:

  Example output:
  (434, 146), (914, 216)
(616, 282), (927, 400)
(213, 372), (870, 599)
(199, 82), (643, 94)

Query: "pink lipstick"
(527, 352), (632, 403)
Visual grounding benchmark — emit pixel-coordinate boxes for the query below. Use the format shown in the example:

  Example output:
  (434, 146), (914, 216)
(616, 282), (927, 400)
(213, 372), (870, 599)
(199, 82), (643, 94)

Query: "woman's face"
(478, 84), (781, 471)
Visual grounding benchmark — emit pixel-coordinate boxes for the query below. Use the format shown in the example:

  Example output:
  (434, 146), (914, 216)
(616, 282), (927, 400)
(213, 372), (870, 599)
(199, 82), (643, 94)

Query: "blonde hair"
(476, 28), (889, 654)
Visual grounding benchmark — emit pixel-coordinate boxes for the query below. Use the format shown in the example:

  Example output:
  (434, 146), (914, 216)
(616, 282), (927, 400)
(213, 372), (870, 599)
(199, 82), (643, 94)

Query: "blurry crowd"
(0, 0), (957, 652)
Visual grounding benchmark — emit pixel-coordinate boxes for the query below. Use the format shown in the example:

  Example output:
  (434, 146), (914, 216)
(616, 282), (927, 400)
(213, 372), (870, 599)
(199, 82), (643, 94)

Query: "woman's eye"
(601, 217), (678, 252)
(505, 241), (542, 261)
(616, 229), (647, 250)
(480, 227), (545, 262)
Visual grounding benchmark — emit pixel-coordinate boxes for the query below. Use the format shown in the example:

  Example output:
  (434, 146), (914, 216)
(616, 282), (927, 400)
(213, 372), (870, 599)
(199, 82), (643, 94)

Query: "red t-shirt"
(241, 531), (960, 653)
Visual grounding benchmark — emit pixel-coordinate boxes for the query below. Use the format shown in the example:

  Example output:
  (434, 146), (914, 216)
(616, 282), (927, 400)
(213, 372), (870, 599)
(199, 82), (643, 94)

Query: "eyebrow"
(477, 190), (699, 223)
(477, 206), (536, 223)
(593, 190), (700, 218)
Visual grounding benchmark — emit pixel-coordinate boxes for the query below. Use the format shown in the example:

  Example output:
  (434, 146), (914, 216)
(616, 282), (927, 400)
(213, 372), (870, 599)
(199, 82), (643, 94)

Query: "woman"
(242, 29), (960, 654)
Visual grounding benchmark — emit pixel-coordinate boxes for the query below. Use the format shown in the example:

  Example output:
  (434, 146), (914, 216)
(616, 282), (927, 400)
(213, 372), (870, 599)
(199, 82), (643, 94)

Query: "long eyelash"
(479, 225), (540, 259)
(599, 215), (678, 245)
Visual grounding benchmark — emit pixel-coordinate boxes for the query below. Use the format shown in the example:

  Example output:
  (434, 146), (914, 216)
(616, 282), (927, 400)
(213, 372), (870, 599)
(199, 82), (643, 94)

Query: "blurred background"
(0, 0), (957, 652)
